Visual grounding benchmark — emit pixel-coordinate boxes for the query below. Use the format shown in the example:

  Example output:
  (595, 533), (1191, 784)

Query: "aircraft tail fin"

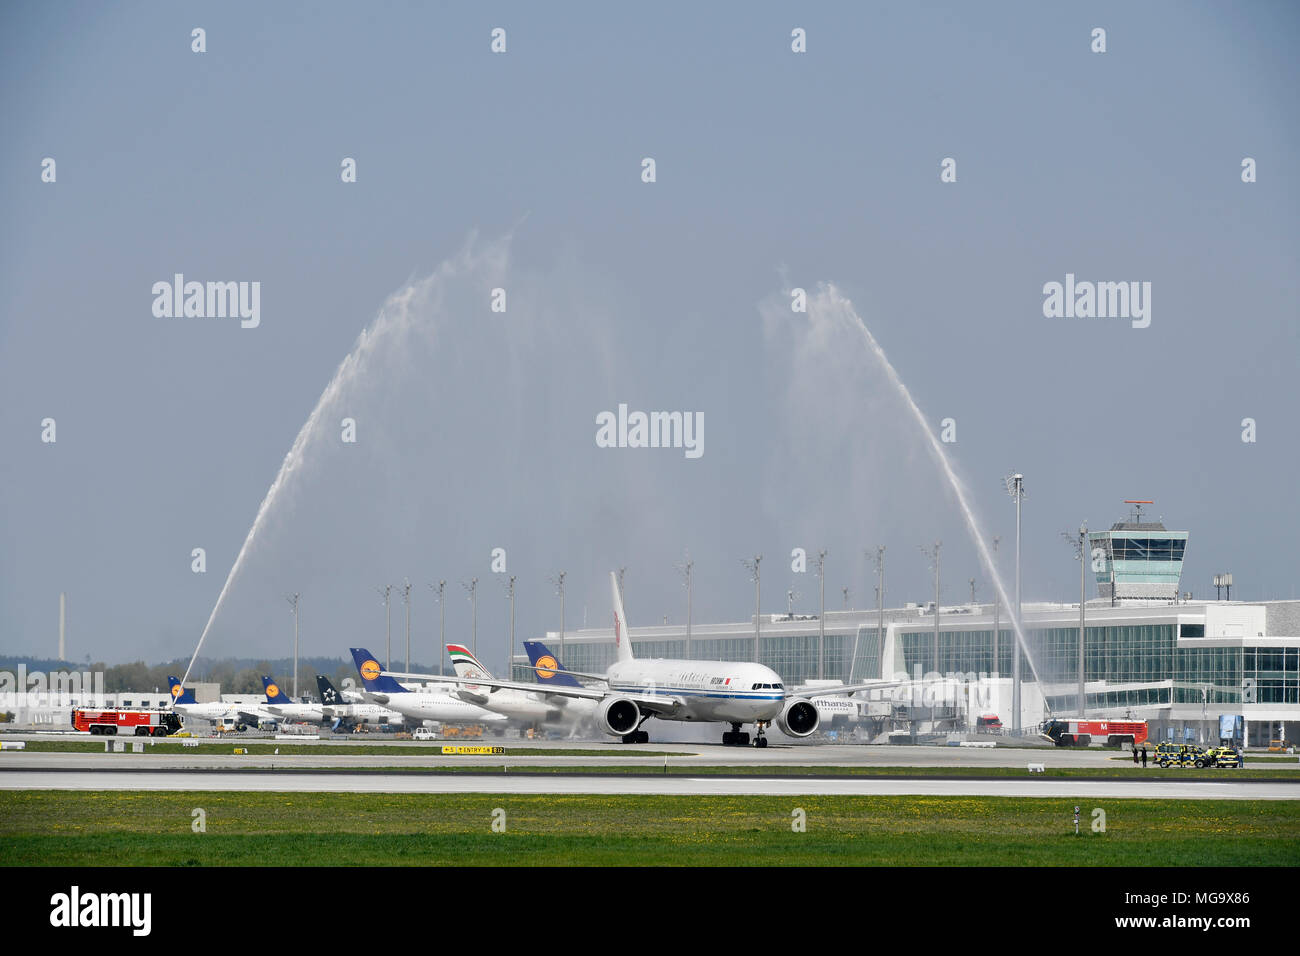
(610, 571), (634, 664)
(522, 641), (584, 687)
(316, 674), (345, 705)
(167, 676), (196, 705)
(446, 644), (493, 680)
(261, 675), (290, 704)
(349, 647), (408, 694)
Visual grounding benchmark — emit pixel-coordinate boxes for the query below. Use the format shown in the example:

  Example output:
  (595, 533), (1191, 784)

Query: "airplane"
(315, 674), (407, 729)
(261, 676), (329, 724)
(166, 676), (272, 731)
(444, 642), (595, 731)
(382, 572), (891, 747)
(347, 647), (509, 727)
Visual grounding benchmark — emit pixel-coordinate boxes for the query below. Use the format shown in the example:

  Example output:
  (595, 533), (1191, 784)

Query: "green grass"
(1, 791), (1297, 866)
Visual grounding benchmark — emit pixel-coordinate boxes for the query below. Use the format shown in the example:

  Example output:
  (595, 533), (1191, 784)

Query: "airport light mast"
(550, 571), (566, 660)
(286, 593), (300, 698)
(429, 580), (446, 675)
(870, 546), (885, 673)
(742, 555), (762, 664)
(675, 554), (693, 658)
(376, 584), (393, 671)
(505, 575), (516, 679)
(816, 549), (827, 679)
(402, 579), (412, 673)
(1062, 522), (1088, 717)
(1004, 473), (1026, 735)
(919, 541), (941, 675)
(462, 578), (478, 656)
(991, 537), (1000, 678)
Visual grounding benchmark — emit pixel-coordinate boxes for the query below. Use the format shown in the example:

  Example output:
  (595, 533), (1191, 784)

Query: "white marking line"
(0, 771), (1295, 800)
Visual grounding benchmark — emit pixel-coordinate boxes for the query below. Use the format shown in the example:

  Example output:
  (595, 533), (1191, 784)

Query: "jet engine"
(775, 698), (820, 737)
(597, 697), (641, 736)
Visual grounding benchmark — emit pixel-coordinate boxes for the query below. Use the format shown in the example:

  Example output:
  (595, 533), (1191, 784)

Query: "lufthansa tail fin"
(522, 641), (584, 687)
(167, 676), (197, 705)
(610, 570), (634, 664)
(349, 647), (408, 694)
(261, 675), (291, 704)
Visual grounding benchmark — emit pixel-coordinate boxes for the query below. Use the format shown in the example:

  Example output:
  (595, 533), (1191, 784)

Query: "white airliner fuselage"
(603, 658), (786, 725)
(360, 690), (506, 725)
(446, 644), (596, 728)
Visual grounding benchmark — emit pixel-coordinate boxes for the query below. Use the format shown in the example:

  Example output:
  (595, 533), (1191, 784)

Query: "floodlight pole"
(551, 571), (566, 660)
(743, 556), (763, 663)
(817, 549), (827, 679)
(920, 541), (941, 675)
(286, 593), (300, 698)
(377, 584), (393, 671)
(1006, 473), (1026, 735)
(991, 537), (1000, 678)
(676, 555), (694, 658)
(402, 579), (412, 673)
(1063, 523), (1088, 717)
(873, 547), (885, 670)
(507, 575), (516, 680)
(463, 578), (479, 656)
(429, 580), (446, 675)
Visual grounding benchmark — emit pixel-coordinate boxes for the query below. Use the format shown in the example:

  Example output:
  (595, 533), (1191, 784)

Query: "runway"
(2, 768), (1295, 799)
(14, 733), (1288, 771)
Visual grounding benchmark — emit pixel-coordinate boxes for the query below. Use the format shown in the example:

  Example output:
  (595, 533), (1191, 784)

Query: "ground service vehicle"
(1041, 718), (1149, 747)
(72, 708), (182, 737)
(975, 715), (1003, 734)
(1154, 743), (1208, 767)
(1204, 746), (1242, 768)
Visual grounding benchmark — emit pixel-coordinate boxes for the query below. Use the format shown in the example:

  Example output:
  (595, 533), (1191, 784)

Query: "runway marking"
(1, 770), (1295, 799)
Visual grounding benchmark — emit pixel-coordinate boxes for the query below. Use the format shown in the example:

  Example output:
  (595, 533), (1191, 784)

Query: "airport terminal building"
(524, 514), (1298, 746)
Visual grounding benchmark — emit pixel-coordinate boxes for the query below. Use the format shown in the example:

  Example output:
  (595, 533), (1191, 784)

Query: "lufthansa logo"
(170, 684), (183, 698)
(535, 655), (558, 679)
(266, 683), (280, 698)
(360, 660), (382, 681)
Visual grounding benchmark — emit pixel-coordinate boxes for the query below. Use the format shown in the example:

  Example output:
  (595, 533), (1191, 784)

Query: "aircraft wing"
(382, 670), (683, 715)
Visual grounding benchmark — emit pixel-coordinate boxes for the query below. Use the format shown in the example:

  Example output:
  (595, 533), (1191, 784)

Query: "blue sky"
(2, 2), (1297, 667)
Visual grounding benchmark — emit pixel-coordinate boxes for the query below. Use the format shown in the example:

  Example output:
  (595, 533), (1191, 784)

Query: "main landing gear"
(622, 715), (652, 744)
(722, 721), (770, 747)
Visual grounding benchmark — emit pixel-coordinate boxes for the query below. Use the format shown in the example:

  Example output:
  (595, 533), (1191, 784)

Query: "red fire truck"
(1040, 717), (1148, 747)
(72, 708), (182, 737)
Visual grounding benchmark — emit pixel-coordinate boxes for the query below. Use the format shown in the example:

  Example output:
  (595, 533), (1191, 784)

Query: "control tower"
(1088, 500), (1189, 603)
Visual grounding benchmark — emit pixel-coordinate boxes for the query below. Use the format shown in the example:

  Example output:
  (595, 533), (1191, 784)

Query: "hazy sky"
(2, 2), (1297, 669)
